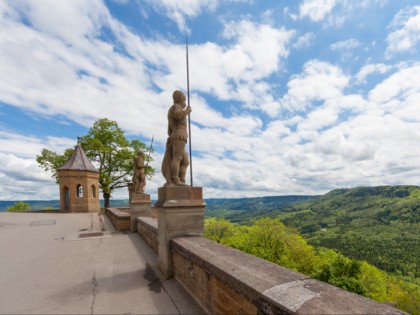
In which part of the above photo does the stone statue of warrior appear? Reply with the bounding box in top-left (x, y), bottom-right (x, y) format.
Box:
top-left (162, 90), bottom-right (191, 186)
top-left (133, 151), bottom-right (146, 193)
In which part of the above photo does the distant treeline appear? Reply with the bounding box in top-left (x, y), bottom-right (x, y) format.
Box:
top-left (0, 199), bottom-right (130, 211)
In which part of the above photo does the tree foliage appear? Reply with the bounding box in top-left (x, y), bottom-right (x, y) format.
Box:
top-left (36, 118), bottom-right (154, 208)
top-left (205, 186), bottom-right (420, 279)
top-left (36, 148), bottom-right (74, 183)
top-left (7, 201), bottom-right (31, 212)
top-left (204, 217), bottom-right (420, 314)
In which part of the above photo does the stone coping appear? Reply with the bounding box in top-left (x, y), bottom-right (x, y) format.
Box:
top-left (137, 216), bottom-right (158, 231)
top-left (155, 186), bottom-right (205, 208)
top-left (106, 207), bottom-right (130, 218)
top-left (171, 236), bottom-right (406, 315)
top-left (131, 193), bottom-right (151, 204)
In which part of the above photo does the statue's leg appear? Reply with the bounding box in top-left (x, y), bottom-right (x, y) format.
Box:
top-left (179, 150), bottom-right (190, 183)
top-left (139, 174), bottom-right (146, 193)
top-left (171, 140), bottom-right (187, 185)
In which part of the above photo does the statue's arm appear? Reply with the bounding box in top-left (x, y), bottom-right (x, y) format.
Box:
top-left (173, 105), bottom-right (191, 120)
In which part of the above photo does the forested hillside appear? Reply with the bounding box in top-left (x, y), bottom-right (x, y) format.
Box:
top-left (205, 186), bottom-right (420, 279)
top-left (205, 195), bottom-right (315, 223)
top-left (205, 217), bottom-right (420, 314)
top-left (280, 186), bottom-right (420, 279)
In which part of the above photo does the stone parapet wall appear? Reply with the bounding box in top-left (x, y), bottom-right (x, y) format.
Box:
top-left (151, 206), bottom-right (157, 219)
top-left (105, 207), bottom-right (130, 231)
top-left (137, 217), bottom-right (158, 253)
top-left (171, 236), bottom-right (405, 315)
top-left (117, 207), bottom-right (130, 214)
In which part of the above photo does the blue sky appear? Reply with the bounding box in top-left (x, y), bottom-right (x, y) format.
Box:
top-left (1, 0), bottom-right (420, 200)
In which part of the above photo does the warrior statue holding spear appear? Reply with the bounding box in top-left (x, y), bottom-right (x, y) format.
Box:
top-left (161, 90), bottom-right (191, 186)
top-left (162, 37), bottom-right (194, 187)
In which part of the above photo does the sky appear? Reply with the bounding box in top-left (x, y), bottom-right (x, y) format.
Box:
top-left (1, 0), bottom-right (420, 201)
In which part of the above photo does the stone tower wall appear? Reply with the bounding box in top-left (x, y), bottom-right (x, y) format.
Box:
top-left (58, 169), bottom-right (100, 213)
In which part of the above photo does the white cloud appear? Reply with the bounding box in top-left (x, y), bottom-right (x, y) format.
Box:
top-left (0, 131), bottom-right (75, 158)
top-left (279, 60), bottom-right (349, 112)
top-left (299, 0), bottom-right (337, 22)
top-left (368, 64), bottom-right (420, 107)
top-left (142, 0), bottom-right (249, 32)
top-left (355, 63), bottom-right (392, 84)
top-left (299, 0), bottom-right (389, 27)
top-left (330, 38), bottom-right (361, 50)
top-left (293, 32), bottom-right (315, 49)
top-left (147, 19), bottom-right (295, 115)
top-left (0, 152), bottom-right (58, 200)
top-left (386, 5), bottom-right (420, 57)
top-left (2, 0), bottom-right (420, 202)
top-left (221, 19), bottom-right (295, 79)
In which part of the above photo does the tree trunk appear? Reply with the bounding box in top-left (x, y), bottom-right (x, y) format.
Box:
top-left (103, 192), bottom-right (111, 209)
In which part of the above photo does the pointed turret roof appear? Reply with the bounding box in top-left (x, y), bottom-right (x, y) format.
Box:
top-left (57, 143), bottom-right (99, 172)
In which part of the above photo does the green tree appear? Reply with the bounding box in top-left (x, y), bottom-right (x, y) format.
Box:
top-left (204, 218), bottom-right (235, 243)
top-left (228, 218), bottom-right (317, 274)
top-left (360, 261), bottom-right (387, 301)
top-left (7, 201), bottom-right (31, 212)
top-left (36, 148), bottom-right (74, 183)
top-left (37, 118), bottom-right (154, 208)
top-left (313, 249), bottom-right (368, 296)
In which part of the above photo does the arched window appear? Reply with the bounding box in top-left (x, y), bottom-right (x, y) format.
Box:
top-left (91, 185), bottom-right (96, 198)
top-left (77, 184), bottom-right (83, 198)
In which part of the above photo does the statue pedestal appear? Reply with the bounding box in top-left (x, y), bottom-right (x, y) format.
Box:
top-left (155, 186), bottom-right (205, 279)
top-left (129, 192), bottom-right (151, 232)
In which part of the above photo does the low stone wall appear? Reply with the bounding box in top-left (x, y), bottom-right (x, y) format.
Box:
top-left (151, 206), bottom-right (157, 219)
top-left (105, 207), bottom-right (130, 231)
top-left (171, 236), bottom-right (405, 315)
top-left (137, 217), bottom-right (158, 253)
top-left (117, 207), bottom-right (130, 214)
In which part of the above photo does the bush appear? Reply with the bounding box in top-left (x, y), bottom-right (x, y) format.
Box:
top-left (6, 201), bottom-right (31, 212)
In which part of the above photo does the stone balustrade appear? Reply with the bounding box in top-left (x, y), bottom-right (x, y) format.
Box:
top-left (137, 217), bottom-right (158, 253)
top-left (111, 183), bottom-right (406, 315)
top-left (171, 236), bottom-right (406, 315)
top-left (105, 207), bottom-right (130, 231)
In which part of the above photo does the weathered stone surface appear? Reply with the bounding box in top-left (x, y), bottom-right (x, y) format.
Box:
top-left (132, 151), bottom-right (146, 193)
top-left (171, 236), bottom-right (407, 315)
top-left (173, 250), bottom-right (258, 315)
top-left (155, 186), bottom-right (205, 279)
top-left (161, 90), bottom-right (192, 187)
top-left (105, 207), bottom-right (130, 231)
top-left (295, 279), bottom-right (406, 315)
top-left (137, 217), bottom-right (158, 253)
top-left (172, 236), bottom-right (305, 303)
top-left (0, 212), bottom-right (202, 315)
top-left (129, 193), bottom-right (151, 232)
top-left (131, 192), bottom-right (151, 203)
top-left (263, 280), bottom-right (320, 313)
top-left (155, 186), bottom-right (204, 207)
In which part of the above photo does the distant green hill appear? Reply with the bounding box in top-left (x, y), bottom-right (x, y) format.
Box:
top-left (205, 186), bottom-right (420, 279)
top-left (205, 195), bottom-right (316, 223)
top-left (281, 186), bottom-right (420, 278)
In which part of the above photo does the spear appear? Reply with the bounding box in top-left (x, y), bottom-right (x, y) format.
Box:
top-left (186, 37), bottom-right (193, 186)
top-left (145, 135), bottom-right (154, 168)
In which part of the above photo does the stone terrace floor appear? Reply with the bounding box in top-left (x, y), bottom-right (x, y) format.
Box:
top-left (0, 212), bottom-right (203, 314)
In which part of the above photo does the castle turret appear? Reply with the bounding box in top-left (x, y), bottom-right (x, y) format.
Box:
top-left (57, 142), bottom-right (100, 212)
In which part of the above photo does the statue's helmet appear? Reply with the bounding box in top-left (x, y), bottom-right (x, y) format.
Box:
top-left (173, 90), bottom-right (186, 103)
